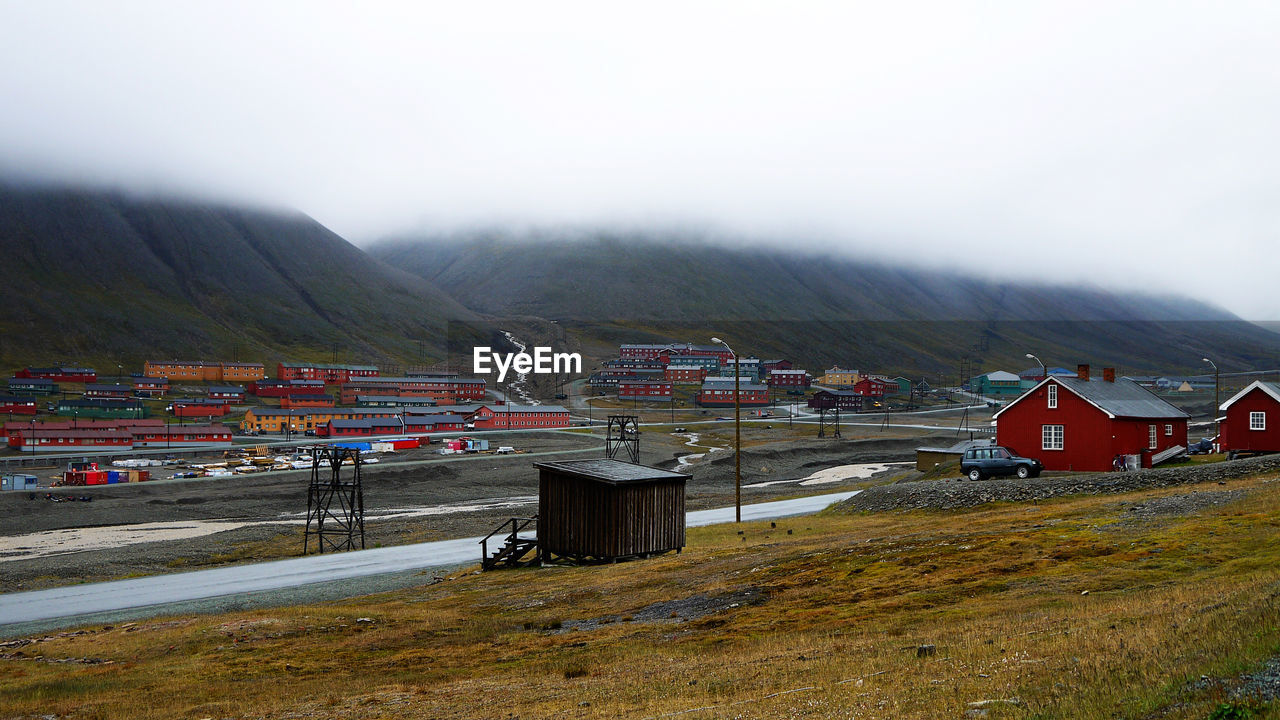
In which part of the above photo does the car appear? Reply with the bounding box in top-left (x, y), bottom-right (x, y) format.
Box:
top-left (960, 445), bottom-right (1042, 481)
top-left (495, 446), bottom-right (516, 454)
top-left (554, 393), bottom-right (567, 400)
top-left (672, 427), bottom-right (687, 433)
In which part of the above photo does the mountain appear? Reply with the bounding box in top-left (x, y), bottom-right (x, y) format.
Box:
top-left (370, 232), bottom-right (1280, 377)
top-left (0, 184), bottom-right (476, 370)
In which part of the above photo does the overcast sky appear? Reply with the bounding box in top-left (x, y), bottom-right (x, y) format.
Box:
top-left (2, 2), bottom-right (1278, 319)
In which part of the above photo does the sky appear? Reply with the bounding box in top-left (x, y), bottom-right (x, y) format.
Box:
top-left (2, 2), bottom-right (1278, 319)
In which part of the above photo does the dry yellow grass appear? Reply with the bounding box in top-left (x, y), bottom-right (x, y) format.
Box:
top-left (3, 474), bottom-right (1280, 719)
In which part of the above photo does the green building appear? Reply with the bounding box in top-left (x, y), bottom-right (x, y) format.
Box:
top-left (56, 398), bottom-right (148, 419)
top-left (967, 371), bottom-right (1024, 398)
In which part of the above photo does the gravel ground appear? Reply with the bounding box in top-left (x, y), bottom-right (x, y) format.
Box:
top-left (0, 429), bottom-right (931, 594)
top-left (838, 454), bottom-right (1280, 513)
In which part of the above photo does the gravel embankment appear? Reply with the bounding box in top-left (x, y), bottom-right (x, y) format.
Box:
top-left (838, 454), bottom-right (1280, 513)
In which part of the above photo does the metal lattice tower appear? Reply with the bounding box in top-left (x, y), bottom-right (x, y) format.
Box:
top-left (605, 415), bottom-right (640, 464)
top-left (818, 407), bottom-right (841, 438)
top-left (303, 446), bottom-right (365, 554)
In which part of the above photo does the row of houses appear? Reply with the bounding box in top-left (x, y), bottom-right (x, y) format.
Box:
top-left (14, 366), bottom-right (97, 383)
top-left (5, 419), bottom-right (232, 451)
top-left (239, 403), bottom-right (571, 435)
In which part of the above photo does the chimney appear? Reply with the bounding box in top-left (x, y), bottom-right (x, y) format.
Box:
top-left (1103, 367), bottom-right (1116, 383)
top-left (1077, 364), bottom-right (1091, 382)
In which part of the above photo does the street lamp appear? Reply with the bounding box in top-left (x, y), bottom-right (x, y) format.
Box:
top-left (1203, 357), bottom-right (1220, 447)
top-left (711, 336), bottom-right (741, 523)
top-left (1025, 353), bottom-right (1046, 382)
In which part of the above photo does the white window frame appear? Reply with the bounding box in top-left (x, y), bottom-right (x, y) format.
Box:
top-left (1250, 411), bottom-right (1266, 431)
top-left (1047, 384), bottom-right (1058, 409)
top-left (1165, 424), bottom-right (1173, 436)
top-left (1149, 424), bottom-right (1158, 449)
top-left (1042, 424), bottom-right (1064, 450)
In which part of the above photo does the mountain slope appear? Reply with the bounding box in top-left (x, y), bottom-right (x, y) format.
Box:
top-left (371, 232), bottom-right (1280, 376)
top-left (0, 185), bottom-right (476, 369)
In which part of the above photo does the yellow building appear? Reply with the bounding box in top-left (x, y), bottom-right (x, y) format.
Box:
top-left (820, 366), bottom-right (860, 388)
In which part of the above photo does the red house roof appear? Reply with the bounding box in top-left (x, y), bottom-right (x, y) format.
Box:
top-left (994, 376), bottom-right (1187, 421)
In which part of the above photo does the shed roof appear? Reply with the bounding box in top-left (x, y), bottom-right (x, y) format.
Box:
top-left (983, 371), bottom-right (1021, 382)
top-left (535, 459), bottom-right (689, 484)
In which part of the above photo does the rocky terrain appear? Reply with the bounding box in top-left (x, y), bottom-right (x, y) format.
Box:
top-left (839, 454), bottom-right (1280, 513)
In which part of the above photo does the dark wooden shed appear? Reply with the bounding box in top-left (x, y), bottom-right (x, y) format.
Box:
top-left (535, 459), bottom-right (688, 563)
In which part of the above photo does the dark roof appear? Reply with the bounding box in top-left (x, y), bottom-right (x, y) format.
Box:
top-left (285, 394), bottom-right (334, 401)
top-left (0, 395), bottom-right (37, 403)
top-left (86, 383), bottom-right (130, 392)
top-left (406, 414), bottom-right (466, 425)
top-left (207, 386), bottom-right (245, 394)
top-left (330, 418), bottom-right (402, 429)
top-left (1051, 377), bottom-right (1188, 419)
top-left (59, 398), bottom-right (143, 408)
top-left (535, 459), bottom-right (689, 484)
top-left (813, 389), bottom-right (860, 397)
top-left (9, 377), bottom-right (54, 385)
top-left (405, 405), bottom-right (481, 415)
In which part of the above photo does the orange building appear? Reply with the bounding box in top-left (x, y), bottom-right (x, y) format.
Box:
top-left (144, 361), bottom-right (266, 383)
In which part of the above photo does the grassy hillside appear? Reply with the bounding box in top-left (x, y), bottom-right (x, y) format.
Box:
top-left (372, 233), bottom-right (1280, 376)
top-left (0, 184), bottom-right (477, 369)
top-left (4, 469), bottom-right (1279, 718)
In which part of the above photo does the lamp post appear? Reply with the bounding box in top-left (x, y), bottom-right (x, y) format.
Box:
top-left (1025, 353), bottom-right (1046, 382)
top-left (711, 336), bottom-right (741, 523)
top-left (1202, 357), bottom-right (1220, 447)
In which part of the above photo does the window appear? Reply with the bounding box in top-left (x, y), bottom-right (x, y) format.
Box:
top-left (1251, 411), bottom-right (1266, 431)
top-left (1042, 424), bottom-right (1064, 450)
top-left (1165, 424), bottom-right (1173, 436)
top-left (1047, 384), bottom-right (1058, 409)
top-left (1149, 424), bottom-right (1158, 449)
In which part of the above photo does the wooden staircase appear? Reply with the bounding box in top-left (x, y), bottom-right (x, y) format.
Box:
top-left (480, 516), bottom-right (539, 570)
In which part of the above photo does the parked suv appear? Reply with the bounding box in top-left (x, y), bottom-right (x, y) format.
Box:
top-left (961, 446), bottom-right (1043, 481)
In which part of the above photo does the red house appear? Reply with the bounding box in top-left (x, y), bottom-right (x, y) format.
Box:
top-left (249, 379), bottom-right (327, 397)
top-left (133, 378), bottom-right (170, 397)
top-left (1218, 381), bottom-right (1280, 456)
top-left (320, 418), bottom-right (404, 437)
top-left (0, 395), bottom-right (38, 415)
top-left (403, 414), bottom-right (466, 434)
top-left (853, 377), bottom-right (893, 398)
top-left (993, 365), bottom-right (1189, 472)
top-left (11, 429), bottom-right (134, 451)
top-left (15, 366), bottom-right (97, 383)
top-left (695, 382), bottom-right (770, 408)
top-left (280, 394), bottom-right (336, 408)
top-left (130, 424), bottom-right (233, 448)
top-left (277, 362), bottom-right (380, 384)
top-left (767, 369), bottom-right (811, 388)
top-left (618, 379), bottom-right (673, 401)
top-left (172, 400), bottom-right (230, 418)
top-left (207, 386), bottom-right (246, 403)
top-left (665, 365), bottom-right (707, 384)
top-left (472, 405), bottom-right (571, 430)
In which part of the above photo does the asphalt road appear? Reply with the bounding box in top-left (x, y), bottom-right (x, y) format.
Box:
top-left (0, 490), bottom-right (858, 630)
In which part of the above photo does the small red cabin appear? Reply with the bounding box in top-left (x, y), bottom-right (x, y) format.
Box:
top-left (1219, 381), bottom-right (1280, 455)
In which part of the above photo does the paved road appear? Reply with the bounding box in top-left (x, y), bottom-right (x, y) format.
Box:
top-left (0, 491), bottom-right (858, 628)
